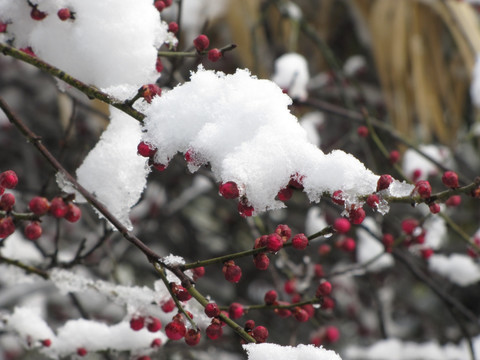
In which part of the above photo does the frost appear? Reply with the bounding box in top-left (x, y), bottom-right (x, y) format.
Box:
top-left (143, 67), bottom-right (379, 215)
top-left (356, 218), bottom-right (394, 272)
top-left (64, 107), bottom-right (150, 230)
top-left (0, 0), bottom-right (173, 91)
top-left (428, 254), bottom-right (480, 286)
top-left (243, 343), bottom-right (342, 360)
top-left (272, 53), bottom-right (310, 100)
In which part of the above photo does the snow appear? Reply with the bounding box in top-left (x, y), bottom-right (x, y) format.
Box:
top-left (305, 207), bottom-right (328, 237)
top-left (272, 53), bottom-right (310, 100)
top-left (402, 145), bottom-right (452, 181)
top-left (243, 343), bottom-right (342, 360)
top-left (0, 0), bottom-right (174, 91)
top-left (428, 253), bottom-right (480, 286)
top-left (343, 55), bottom-right (366, 77)
top-left (300, 111), bottom-right (324, 147)
top-left (356, 218), bottom-right (394, 272)
top-left (423, 215), bottom-right (446, 250)
top-left (63, 107), bottom-right (150, 230)
top-left (143, 67), bottom-right (379, 215)
top-left (5, 307), bottom-right (55, 344)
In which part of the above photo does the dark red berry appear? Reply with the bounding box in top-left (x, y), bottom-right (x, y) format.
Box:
top-left (205, 303), bottom-right (220, 318)
top-left (442, 171), bottom-right (459, 188)
top-left (324, 326), bottom-right (340, 343)
top-left (185, 329), bottom-right (201, 346)
top-left (253, 253), bottom-right (269, 270)
top-left (206, 323), bottom-right (223, 340)
top-left (0, 170), bottom-right (18, 189)
top-left (29, 197), bottom-right (50, 215)
top-left (292, 233), bottom-right (309, 250)
top-left (314, 264), bottom-right (324, 277)
top-left (275, 224), bottom-right (292, 241)
top-left (41, 339), bottom-right (51, 347)
top-left (77, 348), bottom-right (87, 356)
top-left (421, 248), bottom-right (434, 259)
top-left (228, 302), bottom-right (244, 319)
top-left (171, 283), bottom-right (191, 301)
top-left (207, 48), bottom-right (222, 62)
top-left (277, 187), bottom-right (293, 201)
top-left (357, 126), bottom-right (368, 137)
top-left (284, 279), bottom-right (296, 294)
top-left (49, 197), bottom-right (68, 218)
top-left (293, 307), bottom-right (309, 322)
top-left (219, 181), bottom-right (239, 199)
top-left (151, 338), bottom-right (162, 348)
top-left (348, 207), bottom-right (365, 225)
top-left (65, 203), bottom-right (81, 222)
top-left (57, 8), bottom-right (71, 21)
top-left (366, 194), bottom-right (380, 208)
top-left (340, 237), bottom-right (356, 252)
top-left (445, 195), bottom-right (461, 207)
top-left (193, 34), bottom-right (210, 51)
top-left (316, 280), bottom-right (332, 297)
top-left (25, 221), bottom-right (42, 240)
top-left (377, 174), bottom-right (393, 192)
top-left (266, 233), bottom-right (283, 252)
top-left (192, 266), bottom-right (205, 279)
top-left (0, 193), bottom-right (15, 211)
top-left (332, 190), bottom-right (345, 205)
top-left (147, 317), bottom-right (162, 332)
top-left (252, 326), bottom-right (268, 343)
top-left (382, 233), bottom-right (394, 249)
top-left (223, 260), bottom-right (242, 283)
top-left (165, 321), bottom-right (186, 340)
top-left (238, 201), bottom-right (254, 217)
top-left (161, 298), bottom-right (175, 313)
top-left (168, 21), bottom-right (179, 34)
top-left (141, 84), bottom-right (162, 103)
top-left (130, 316), bottom-right (145, 331)
top-left (0, 217), bottom-right (15, 238)
top-left (414, 180), bottom-right (432, 199)
top-left (31, 7), bottom-right (47, 21)
top-left (389, 150), bottom-right (400, 164)
top-left (155, 57), bottom-right (163, 73)
top-left (401, 218), bottom-right (419, 235)
top-left (264, 290), bottom-right (278, 305)
top-left (429, 203), bottom-right (440, 214)
top-left (154, 0), bottom-right (166, 12)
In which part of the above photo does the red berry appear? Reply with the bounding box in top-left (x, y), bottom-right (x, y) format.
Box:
top-left (206, 322), bottom-right (223, 340)
top-left (324, 326), bottom-right (340, 343)
top-left (0, 193), bottom-right (15, 211)
top-left (277, 186), bottom-right (293, 201)
top-left (29, 196), bottom-right (50, 215)
top-left (401, 218), bottom-right (419, 235)
top-left (382, 233), bottom-right (395, 249)
top-left (171, 283), bottom-right (191, 301)
top-left (192, 266), bottom-right (205, 279)
top-left (147, 316), bottom-right (162, 332)
top-left (348, 207), bottom-right (366, 225)
top-left (340, 237), bottom-right (356, 252)
top-left (302, 304), bottom-right (315, 318)
top-left (130, 316), bottom-right (145, 331)
top-left (0, 187), bottom-right (4, 196)
top-left (0, 22), bottom-right (7, 33)
top-left (238, 201), bottom-right (254, 217)
top-left (20, 47), bottom-right (36, 57)
top-left (163, 0), bottom-right (173, 6)
top-left (223, 260), bottom-right (242, 283)
top-left (274, 301), bottom-right (292, 318)
top-left (207, 48), bottom-right (222, 62)
top-left (333, 218), bottom-right (351, 234)
top-left (414, 180), bottom-right (432, 199)
top-left (0, 217), bottom-right (15, 238)
top-left (228, 302), bottom-right (244, 319)
top-left (155, 57), bottom-right (163, 73)
top-left (412, 169), bottom-right (422, 182)
top-left (288, 174), bottom-right (304, 189)
top-left (275, 224), bottom-right (292, 241)
top-left (168, 21), bottom-right (179, 34)
top-left (49, 197), bottom-right (68, 218)
top-left (429, 203), bottom-right (441, 214)
top-left (219, 181), bottom-right (239, 199)
top-left (366, 194), bottom-right (380, 208)
top-left (205, 303), bottom-right (220, 318)
top-left (252, 326), bottom-right (269, 343)
top-left (151, 338), bottom-right (162, 348)
top-left (161, 298), bottom-right (175, 312)
top-left (57, 8), bottom-right (71, 21)
top-left (445, 195), bottom-right (461, 207)
top-left (292, 233), bottom-right (309, 250)
top-left (314, 264), bottom-right (324, 277)
top-left (318, 244), bottom-right (331, 256)
top-left (193, 34), bottom-right (210, 52)
top-left (31, 7), bottom-right (47, 21)
top-left (141, 84), bottom-right (162, 103)
top-left (24, 221), bottom-right (42, 240)
top-left (154, 0), bottom-right (166, 12)
top-left (332, 190), bottom-right (345, 205)
top-left (284, 278), bottom-right (296, 294)
top-left (421, 248), bottom-right (434, 259)
top-left (0, 170), bottom-right (18, 189)
top-left (185, 329), bottom-right (201, 346)
top-left (264, 290), bottom-right (278, 305)
top-left (316, 280), bottom-right (332, 297)
top-left (377, 174), bottom-right (393, 192)
top-left (77, 348), bottom-right (87, 356)
top-left (153, 162), bottom-right (167, 171)
top-left (266, 233), bottom-right (283, 252)
top-left (293, 307), bottom-right (309, 322)
top-left (321, 296), bottom-right (335, 310)
top-left (244, 319), bottom-right (255, 331)
top-left (442, 171), bottom-right (459, 188)
top-left (41, 339), bottom-right (51, 347)
top-left (389, 150), bottom-right (400, 164)
top-left (165, 321), bottom-right (186, 340)
top-left (253, 253), bottom-right (269, 270)
top-left (357, 126), bottom-right (368, 137)
top-left (254, 235), bottom-right (269, 248)
top-left (65, 203), bottom-right (81, 222)
top-left (137, 356), bottom-right (151, 360)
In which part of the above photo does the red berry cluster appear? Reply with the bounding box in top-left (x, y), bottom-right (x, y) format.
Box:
top-left (154, 0), bottom-right (173, 13)
top-left (129, 315), bottom-right (162, 333)
top-left (137, 141), bottom-right (168, 171)
top-left (192, 34), bottom-right (223, 63)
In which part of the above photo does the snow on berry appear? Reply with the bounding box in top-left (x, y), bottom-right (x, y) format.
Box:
top-left (366, 194), bottom-right (380, 208)
top-left (142, 68), bottom-right (380, 215)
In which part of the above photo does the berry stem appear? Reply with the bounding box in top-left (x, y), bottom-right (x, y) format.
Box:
top-left (157, 43), bottom-right (237, 58)
top-left (0, 255), bottom-right (48, 279)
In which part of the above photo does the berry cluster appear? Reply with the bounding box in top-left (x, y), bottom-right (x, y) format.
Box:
top-left (192, 34), bottom-right (223, 62)
top-left (137, 141), bottom-right (168, 172)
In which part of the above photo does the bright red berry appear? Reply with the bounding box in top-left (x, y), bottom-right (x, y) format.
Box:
top-left (348, 207), bottom-right (366, 225)
top-left (207, 48), bottom-right (222, 62)
top-left (77, 348), bottom-right (87, 356)
top-left (253, 253), bottom-right (269, 270)
top-left (192, 266), bottom-right (205, 279)
top-left (141, 84), bottom-right (162, 103)
top-left (445, 195), bottom-right (461, 207)
top-left (401, 218), bottom-right (419, 235)
top-left (333, 218), bottom-right (351, 233)
top-left (0, 170), bottom-right (18, 189)
top-left (193, 34), bottom-right (210, 52)
top-left (147, 317), bottom-right (162, 332)
top-left (0, 193), bottom-right (15, 211)
top-left (293, 307), bottom-right (309, 322)
top-left (377, 174), bottom-right (393, 192)
top-left (442, 171), bottom-right (459, 189)
top-left (57, 8), bottom-right (71, 21)
top-left (41, 339), bottom-right (51, 347)
top-left (340, 237), bottom-right (356, 252)
top-left (0, 217), bottom-right (15, 238)
top-left (155, 57), bottom-right (163, 73)
top-left (357, 126), bottom-right (368, 137)
top-left (184, 329), bottom-right (201, 346)
top-left (130, 316), bottom-right (145, 331)
top-left (137, 356), bottom-right (151, 360)
top-left (20, 47), bottom-right (36, 57)
top-left (223, 260), bottom-right (242, 283)
top-left (49, 197), bottom-right (68, 218)
top-left (302, 304), bottom-right (315, 318)
top-left (153, 162), bottom-right (167, 171)
top-left (316, 280), bottom-right (332, 297)
top-left (168, 21), bottom-right (179, 34)
top-left (389, 150), bottom-right (400, 164)
top-left (161, 298), bottom-right (175, 313)
top-left (238, 201), bottom-right (254, 217)
top-left (29, 197), bottom-right (50, 215)
top-left (332, 190), bottom-right (345, 205)
top-left (65, 203), bottom-right (81, 222)
top-left (0, 22), bottom-right (7, 33)
top-left (415, 180), bottom-right (432, 199)
top-left (205, 303), bottom-right (220, 318)
top-left (421, 248), bottom-right (434, 259)
top-left (206, 322), bottom-right (223, 340)
top-left (292, 233), bottom-right (309, 250)
top-left (154, 0), bottom-right (166, 12)
top-left (277, 186), bottom-right (293, 201)
top-left (24, 221), bottom-right (42, 240)
top-left (366, 194), bottom-right (380, 208)
top-left (228, 302), bottom-right (244, 319)
top-left (219, 181), bottom-right (239, 199)
top-left (275, 224), bottom-right (292, 241)
top-left (382, 233), bottom-right (395, 249)
top-left (266, 233), bottom-right (283, 252)
top-left (324, 326), bottom-right (340, 343)
top-left (429, 203), bottom-right (440, 214)
top-left (252, 326), bottom-right (269, 343)
top-left (31, 7), bottom-right (47, 21)
top-left (165, 321), bottom-right (186, 340)
top-left (264, 290), bottom-right (278, 305)
top-left (151, 338), bottom-right (162, 348)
